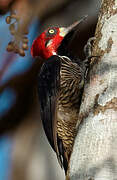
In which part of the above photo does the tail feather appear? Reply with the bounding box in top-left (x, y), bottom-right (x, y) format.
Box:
top-left (57, 136), bottom-right (69, 174)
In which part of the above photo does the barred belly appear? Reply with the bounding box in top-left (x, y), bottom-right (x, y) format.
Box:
top-left (57, 56), bottom-right (84, 158)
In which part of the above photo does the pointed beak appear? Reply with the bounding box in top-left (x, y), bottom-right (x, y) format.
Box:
top-left (59, 15), bottom-right (88, 37)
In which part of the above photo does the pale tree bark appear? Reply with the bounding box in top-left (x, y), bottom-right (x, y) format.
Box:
top-left (69, 0), bottom-right (117, 179)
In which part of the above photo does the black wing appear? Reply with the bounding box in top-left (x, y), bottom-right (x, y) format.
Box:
top-left (37, 55), bottom-right (61, 155)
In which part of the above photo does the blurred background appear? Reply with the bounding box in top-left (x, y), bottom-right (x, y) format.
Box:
top-left (0, 0), bottom-right (101, 179)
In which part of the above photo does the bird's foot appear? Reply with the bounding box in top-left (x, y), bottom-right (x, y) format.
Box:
top-left (84, 37), bottom-right (96, 59)
top-left (83, 37), bottom-right (100, 68)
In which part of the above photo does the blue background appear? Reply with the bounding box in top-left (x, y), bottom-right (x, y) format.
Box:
top-left (0, 13), bottom-right (39, 180)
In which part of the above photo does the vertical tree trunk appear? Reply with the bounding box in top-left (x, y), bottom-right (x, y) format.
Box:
top-left (69, 0), bottom-right (117, 179)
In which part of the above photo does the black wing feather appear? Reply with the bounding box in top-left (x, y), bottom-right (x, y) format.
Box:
top-left (38, 55), bottom-right (61, 152)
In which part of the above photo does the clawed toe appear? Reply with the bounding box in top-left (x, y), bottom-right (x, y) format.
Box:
top-left (84, 37), bottom-right (96, 58)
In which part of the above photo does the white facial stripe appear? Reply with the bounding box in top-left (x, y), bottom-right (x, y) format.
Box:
top-left (52, 52), bottom-right (57, 55)
top-left (46, 39), bottom-right (52, 47)
top-left (59, 27), bottom-right (68, 37)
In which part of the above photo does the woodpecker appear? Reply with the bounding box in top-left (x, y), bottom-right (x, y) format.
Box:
top-left (31, 17), bottom-right (93, 174)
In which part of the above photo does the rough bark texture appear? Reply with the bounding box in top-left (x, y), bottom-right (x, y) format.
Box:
top-left (69, 0), bottom-right (117, 179)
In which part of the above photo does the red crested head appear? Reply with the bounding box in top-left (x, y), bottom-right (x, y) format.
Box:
top-left (31, 16), bottom-right (87, 59)
top-left (31, 27), bottom-right (64, 59)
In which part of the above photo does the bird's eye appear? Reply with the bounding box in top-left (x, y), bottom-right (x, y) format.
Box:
top-left (46, 28), bottom-right (57, 37)
top-left (48, 29), bottom-right (55, 34)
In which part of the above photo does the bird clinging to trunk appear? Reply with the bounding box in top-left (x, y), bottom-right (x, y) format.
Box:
top-left (31, 16), bottom-right (93, 175)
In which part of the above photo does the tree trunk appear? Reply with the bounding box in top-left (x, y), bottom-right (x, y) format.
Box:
top-left (69, 0), bottom-right (117, 179)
